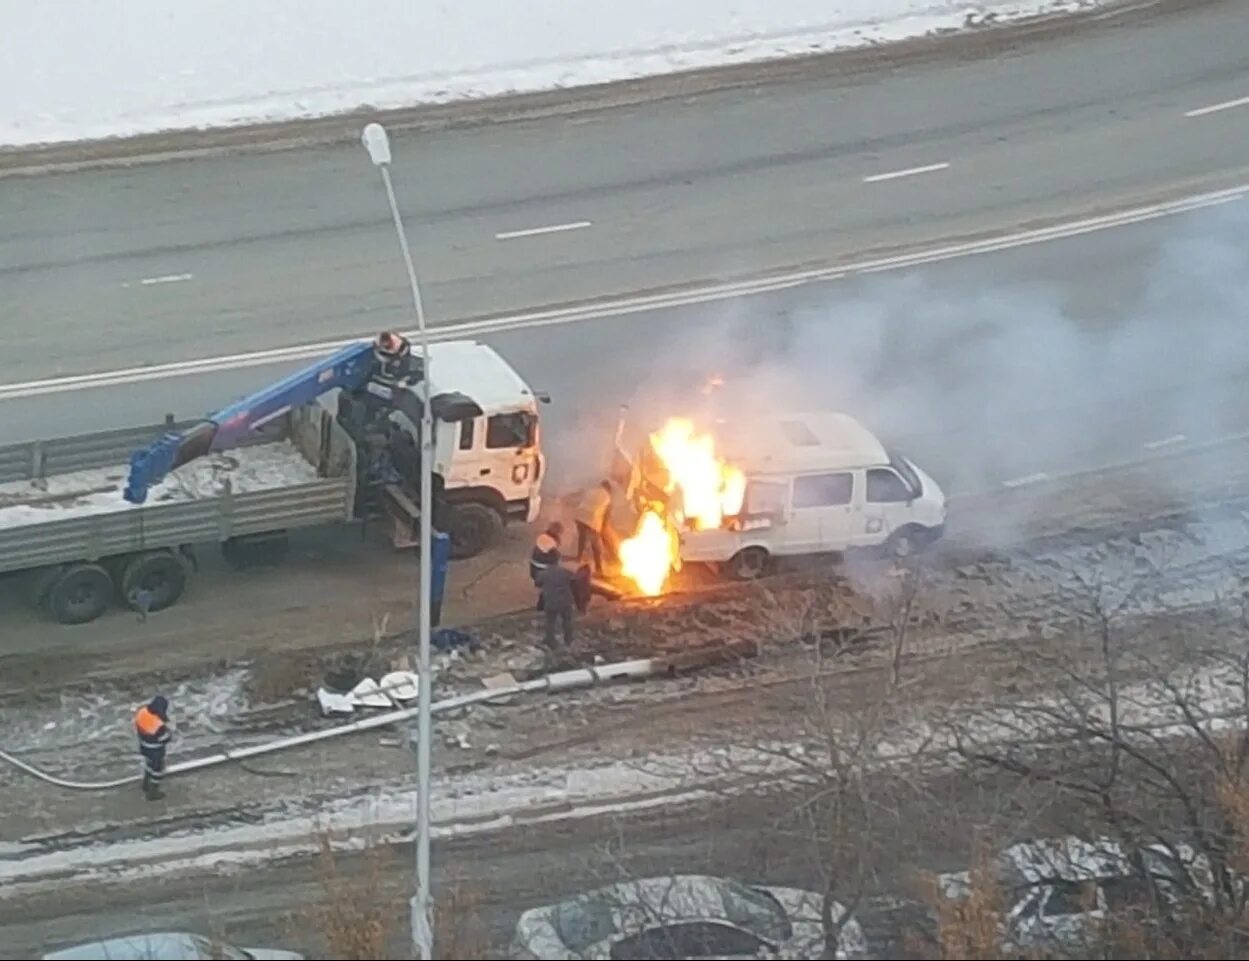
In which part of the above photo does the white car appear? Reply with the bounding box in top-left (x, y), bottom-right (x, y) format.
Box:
top-left (937, 836), bottom-right (1208, 952)
top-left (510, 874), bottom-right (868, 959)
top-left (42, 931), bottom-right (303, 960)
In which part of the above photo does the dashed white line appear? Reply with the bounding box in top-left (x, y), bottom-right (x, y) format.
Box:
top-left (1, 182), bottom-right (1245, 401)
top-left (1002, 472), bottom-right (1050, 489)
top-left (137, 273), bottom-right (193, 286)
top-left (1144, 434), bottom-right (1187, 450)
top-left (1185, 96), bottom-right (1249, 119)
top-left (495, 221), bottom-right (592, 241)
top-left (862, 162), bottom-right (950, 184)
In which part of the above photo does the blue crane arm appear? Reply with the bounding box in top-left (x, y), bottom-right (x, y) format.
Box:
top-left (123, 340), bottom-right (379, 505)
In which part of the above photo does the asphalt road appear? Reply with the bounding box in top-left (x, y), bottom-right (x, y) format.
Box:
top-left (1, 1), bottom-right (1248, 388)
top-left (3, 192), bottom-right (1248, 668)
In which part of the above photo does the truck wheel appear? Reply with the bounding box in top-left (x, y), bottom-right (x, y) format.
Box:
top-left (445, 502), bottom-right (503, 559)
top-left (25, 566), bottom-right (65, 611)
top-left (121, 551), bottom-right (188, 612)
top-left (727, 547), bottom-right (770, 581)
top-left (46, 564), bottom-right (113, 625)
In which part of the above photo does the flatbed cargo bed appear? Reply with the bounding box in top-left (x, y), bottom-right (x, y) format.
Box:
top-left (0, 440), bottom-right (320, 530)
top-left (0, 407), bottom-right (357, 580)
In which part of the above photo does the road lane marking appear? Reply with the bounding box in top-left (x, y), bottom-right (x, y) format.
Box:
top-left (862, 162), bottom-right (950, 184)
top-left (137, 273), bottom-right (193, 286)
top-left (1, 182), bottom-right (1245, 401)
top-left (1186, 96), bottom-right (1249, 119)
top-left (1002, 472), bottom-right (1050, 489)
top-left (495, 221), bottom-right (592, 240)
top-left (1144, 434), bottom-right (1187, 450)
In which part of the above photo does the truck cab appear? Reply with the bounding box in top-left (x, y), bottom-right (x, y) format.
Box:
top-left (424, 340), bottom-right (545, 556)
top-left (675, 412), bottom-right (945, 578)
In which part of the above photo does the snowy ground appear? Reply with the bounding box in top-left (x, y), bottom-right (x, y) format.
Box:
top-left (0, 441), bottom-right (318, 529)
top-left (0, 1), bottom-right (1112, 148)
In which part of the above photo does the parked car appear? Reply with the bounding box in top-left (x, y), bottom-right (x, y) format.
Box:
top-left (936, 836), bottom-right (1209, 952)
top-left (510, 874), bottom-right (868, 959)
top-left (42, 931), bottom-right (303, 960)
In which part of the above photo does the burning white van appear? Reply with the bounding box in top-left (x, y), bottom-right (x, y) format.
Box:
top-left (672, 412), bottom-right (946, 579)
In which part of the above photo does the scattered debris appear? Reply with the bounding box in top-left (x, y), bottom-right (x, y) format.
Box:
top-left (379, 671), bottom-right (420, 702)
top-left (316, 689), bottom-right (355, 717)
top-left (348, 678), bottom-right (392, 710)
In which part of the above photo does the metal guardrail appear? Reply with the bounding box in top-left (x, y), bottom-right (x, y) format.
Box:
top-left (0, 481), bottom-right (353, 574)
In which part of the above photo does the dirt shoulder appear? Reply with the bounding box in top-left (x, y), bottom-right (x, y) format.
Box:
top-left (2, 447), bottom-right (1247, 881)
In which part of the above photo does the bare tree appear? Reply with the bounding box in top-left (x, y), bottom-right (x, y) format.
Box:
top-left (936, 561), bottom-right (1249, 957)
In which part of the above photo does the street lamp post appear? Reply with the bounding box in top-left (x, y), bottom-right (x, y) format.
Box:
top-left (362, 121), bottom-right (435, 961)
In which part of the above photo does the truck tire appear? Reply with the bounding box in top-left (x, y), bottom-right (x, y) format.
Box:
top-left (445, 502), bottom-right (504, 559)
top-left (46, 564), bottom-right (113, 625)
top-left (121, 551), bottom-right (189, 612)
top-left (727, 546), bottom-right (770, 581)
top-left (25, 566), bottom-right (65, 611)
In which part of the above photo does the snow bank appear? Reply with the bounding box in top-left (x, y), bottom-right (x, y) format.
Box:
top-left (0, 1), bottom-right (1108, 148)
top-left (0, 441), bottom-right (318, 529)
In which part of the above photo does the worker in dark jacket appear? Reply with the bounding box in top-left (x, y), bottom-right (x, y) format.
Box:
top-left (529, 521), bottom-right (564, 585)
top-left (134, 695), bottom-right (172, 800)
top-left (537, 563), bottom-right (576, 648)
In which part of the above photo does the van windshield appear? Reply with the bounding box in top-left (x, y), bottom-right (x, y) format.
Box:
top-left (889, 452), bottom-right (923, 498)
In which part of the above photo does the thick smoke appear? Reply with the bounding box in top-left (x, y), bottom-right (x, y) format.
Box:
top-left (536, 198), bottom-right (1249, 549)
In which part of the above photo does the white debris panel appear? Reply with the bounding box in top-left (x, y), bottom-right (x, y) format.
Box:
top-left (0, 442), bottom-right (319, 530)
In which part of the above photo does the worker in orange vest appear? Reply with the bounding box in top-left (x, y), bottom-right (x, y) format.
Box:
top-left (134, 696), bottom-right (172, 800)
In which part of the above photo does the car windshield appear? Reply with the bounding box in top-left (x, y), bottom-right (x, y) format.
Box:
top-left (714, 880), bottom-right (791, 944)
top-left (553, 896), bottom-right (618, 952)
top-left (888, 451), bottom-right (922, 497)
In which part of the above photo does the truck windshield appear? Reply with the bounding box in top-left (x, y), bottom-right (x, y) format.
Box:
top-left (486, 411), bottom-right (537, 449)
top-left (888, 452), bottom-right (923, 498)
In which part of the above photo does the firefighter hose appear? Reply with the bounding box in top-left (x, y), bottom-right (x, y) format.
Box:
top-left (0, 659), bottom-right (658, 791)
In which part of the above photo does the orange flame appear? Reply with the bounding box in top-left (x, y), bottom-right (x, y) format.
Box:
top-left (619, 510), bottom-right (678, 597)
top-left (619, 417), bottom-right (744, 596)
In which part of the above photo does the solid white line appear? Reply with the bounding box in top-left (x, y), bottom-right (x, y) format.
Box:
top-left (495, 221), bottom-right (592, 240)
top-left (137, 273), bottom-right (193, 286)
top-left (862, 162), bottom-right (950, 184)
top-left (1144, 434), bottom-right (1187, 450)
top-left (1, 182), bottom-right (1246, 401)
top-left (1185, 96), bottom-right (1249, 119)
top-left (1002, 472), bottom-right (1050, 489)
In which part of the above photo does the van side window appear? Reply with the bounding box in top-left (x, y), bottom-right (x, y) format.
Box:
top-left (486, 412), bottom-right (535, 449)
top-left (792, 472), bottom-right (853, 508)
top-left (867, 468), bottom-right (911, 503)
top-left (458, 418), bottom-right (475, 451)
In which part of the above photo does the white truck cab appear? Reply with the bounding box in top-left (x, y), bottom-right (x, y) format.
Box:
top-left (393, 340), bottom-right (545, 558)
top-left (677, 412), bottom-right (945, 578)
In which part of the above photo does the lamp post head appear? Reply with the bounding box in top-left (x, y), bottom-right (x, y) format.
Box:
top-left (362, 122), bottom-right (392, 167)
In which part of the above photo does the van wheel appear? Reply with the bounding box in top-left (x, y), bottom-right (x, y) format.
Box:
top-left (446, 502), bottom-right (504, 559)
top-left (121, 551), bottom-right (188, 612)
top-left (727, 547), bottom-right (769, 581)
top-left (47, 564), bottom-right (113, 625)
top-left (887, 527), bottom-right (923, 559)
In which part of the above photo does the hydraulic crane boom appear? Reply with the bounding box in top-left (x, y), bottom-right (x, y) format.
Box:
top-left (124, 333), bottom-right (414, 504)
